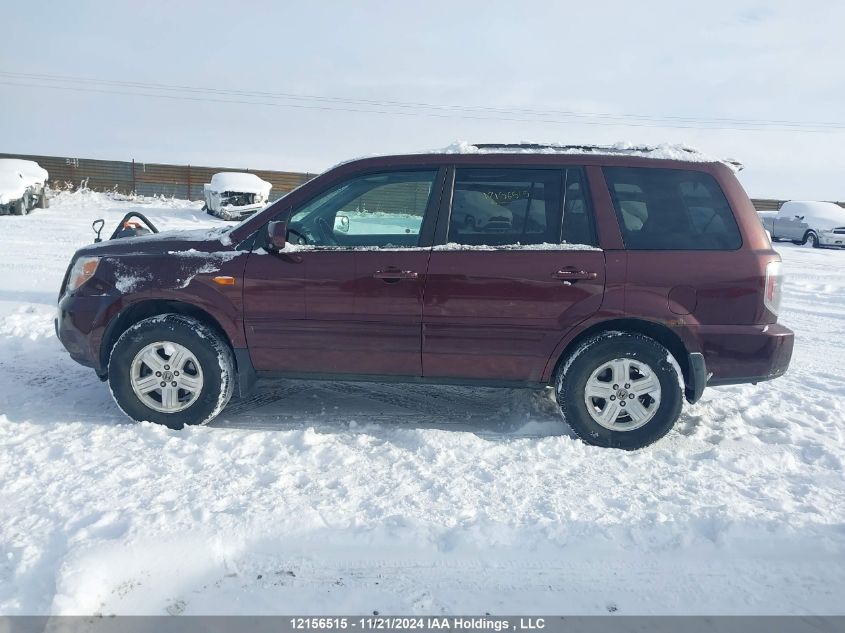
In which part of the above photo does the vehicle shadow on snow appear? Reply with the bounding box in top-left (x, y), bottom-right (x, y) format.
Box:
top-left (211, 379), bottom-right (576, 439)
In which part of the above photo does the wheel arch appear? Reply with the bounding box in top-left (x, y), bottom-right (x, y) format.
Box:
top-left (100, 299), bottom-right (235, 372)
top-left (547, 317), bottom-right (693, 393)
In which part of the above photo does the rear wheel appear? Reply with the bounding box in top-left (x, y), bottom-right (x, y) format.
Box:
top-left (108, 314), bottom-right (235, 428)
top-left (555, 332), bottom-right (683, 449)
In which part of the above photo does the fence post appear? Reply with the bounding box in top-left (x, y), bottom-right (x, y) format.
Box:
top-left (187, 164), bottom-right (191, 201)
top-left (131, 159), bottom-right (136, 195)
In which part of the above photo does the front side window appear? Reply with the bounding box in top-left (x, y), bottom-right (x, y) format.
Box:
top-left (603, 167), bottom-right (742, 250)
top-left (288, 170), bottom-right (437, 248)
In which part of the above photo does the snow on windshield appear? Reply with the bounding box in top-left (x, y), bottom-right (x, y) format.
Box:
top-left (0, 168), bottom-right (26, 204)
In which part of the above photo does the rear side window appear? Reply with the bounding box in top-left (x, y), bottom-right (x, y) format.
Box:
top-left (447, 167), bottom-right (596, 246)
top-left (603, 167), bottom-right (742, 250)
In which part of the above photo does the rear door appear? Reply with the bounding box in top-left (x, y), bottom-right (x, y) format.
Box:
top-left (422, 167), bottom-right (606, 383)
top-left (243, 168), bottom-right (444, 376)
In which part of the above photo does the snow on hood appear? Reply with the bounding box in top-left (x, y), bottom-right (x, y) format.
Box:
top-left (0, 168), bottom-right (27, 204)
top-left (780, 200), bottom-right (845, 228)
top-left (207, 172), bottom-right (271, 195)
top-left (0, 159), bottom-right (48, 185)
top-left (78, 226), bottom-right (232, 258)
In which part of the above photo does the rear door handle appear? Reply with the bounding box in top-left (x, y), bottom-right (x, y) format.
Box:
top-left (373, 269), bottom-right (419, 281)
top-left (551, 269), bottom-right (598, 281)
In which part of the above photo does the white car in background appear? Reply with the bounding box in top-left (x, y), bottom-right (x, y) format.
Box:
top-left (760, 200), bottom-right (845, 248)
top-left (0, 159), bottom-right (49, 215)
top-left (202, 172), bottom-right (272, 221)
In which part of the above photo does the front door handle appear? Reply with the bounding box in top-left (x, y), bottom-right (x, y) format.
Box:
top-left (373, 269), bottom-right (419, 282)
top-left (551, 269), bottom-right (598, 281)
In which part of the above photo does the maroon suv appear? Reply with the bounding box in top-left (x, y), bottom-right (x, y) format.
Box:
top-left (56, 144), bottom-right (794, 449)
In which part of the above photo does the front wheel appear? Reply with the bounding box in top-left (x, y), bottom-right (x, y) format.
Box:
top-left (805, 231), bottom-right (820, 248)
top-left (108, 314), bottom-right (235, 428)
top-left (555, 332), bottom-right (683, 449)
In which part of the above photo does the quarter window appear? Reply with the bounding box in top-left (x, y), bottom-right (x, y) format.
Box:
top-left (603, 167), bottom-right (742, 250)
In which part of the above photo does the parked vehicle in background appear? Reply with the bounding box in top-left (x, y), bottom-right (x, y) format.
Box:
top-left (760, 200), bottom-right (845, 248)
top-left (0, 159), bottom-right (49, 215)
top-left (56, 143), bottom-right (794, 449)
top-left (203, 172), bottom-right (271, 221)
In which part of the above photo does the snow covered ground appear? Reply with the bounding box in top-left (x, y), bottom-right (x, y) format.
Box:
top-left (0, 191), bottom-right (843, 615)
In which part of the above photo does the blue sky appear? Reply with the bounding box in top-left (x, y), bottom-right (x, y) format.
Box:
top-left (1, 0), bottom-right (843, 199)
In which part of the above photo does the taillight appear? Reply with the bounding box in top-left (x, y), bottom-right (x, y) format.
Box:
top-left (764, 260), bottom-right (783, 316)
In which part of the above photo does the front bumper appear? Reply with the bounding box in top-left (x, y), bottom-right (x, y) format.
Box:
top-left (818, 233), bottom-right (845, 248)
top-left (696, 322), bottom-right (794, 387)
top-left (215, 204), bottom-right (264, 221)
top-left (56, 292), bottom-right (116, 373)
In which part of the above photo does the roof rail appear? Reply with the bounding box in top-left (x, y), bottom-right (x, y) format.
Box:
top-left (469, 143), bottom-right (743, 171)
top-left (472, 143), bottom-right (677, 153)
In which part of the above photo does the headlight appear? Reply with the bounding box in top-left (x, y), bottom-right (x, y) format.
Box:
top-left (67, 256), bottom-right (100, 292)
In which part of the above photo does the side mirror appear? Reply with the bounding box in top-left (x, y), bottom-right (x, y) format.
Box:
top-left (267, 220), bottom-right (288, 251)
top-left (795, 215), bottom-right (805, 221)
top-left (334, 214), bottom-right (350, 233)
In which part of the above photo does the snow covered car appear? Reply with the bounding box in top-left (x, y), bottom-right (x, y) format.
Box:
top-left (57, 144), bottom-right (794, 449)
top-left (759, 200), bottom-right (845, 248)
top-left (0, 159), bottom-right (49, 215)
top-left (202, 172), bottom-right (271, 221)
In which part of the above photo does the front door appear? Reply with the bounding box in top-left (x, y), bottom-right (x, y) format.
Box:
top-left (243, 168), bottom-right (443, 376)
top-left (422, 167), bottom-right (606, 382)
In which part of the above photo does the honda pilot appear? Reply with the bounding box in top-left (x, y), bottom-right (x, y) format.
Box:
top-left (56, 144), bottom-right (794, 449)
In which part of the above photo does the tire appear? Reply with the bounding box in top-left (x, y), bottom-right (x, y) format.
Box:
top-left (11, 198), bottom-right (24, 215)
top-left (805, 231), bottom-right (820, 248)
top-left (555, 332), bottom-right (683, 450)
top-left (108, 314), bottom-right (235, 428)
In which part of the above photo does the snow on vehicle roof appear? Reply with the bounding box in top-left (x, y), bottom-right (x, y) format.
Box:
top-left (433, 141), bottom-right (743, 169)
top-left (208, 172), bottom-right (271, 195)
top-left (333, 141), bottom-right (743, 171)
top-left (0, 159), bottom-right (48, 184)
top-left (780, 200), bottom-right (845, 225)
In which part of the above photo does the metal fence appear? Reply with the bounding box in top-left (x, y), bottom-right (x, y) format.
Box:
top-left (0, 152), bottom-right (315, 202)
top-left (1, 151), bottom-right (842, 212)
